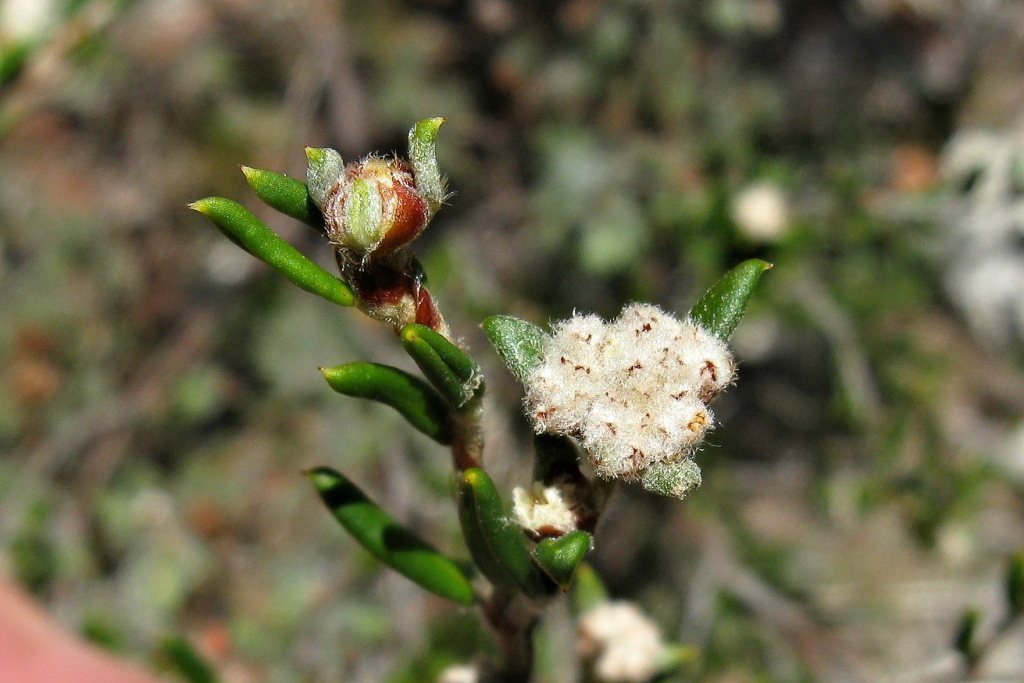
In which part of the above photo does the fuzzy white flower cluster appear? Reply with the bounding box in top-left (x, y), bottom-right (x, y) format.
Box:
top-left (578, 601), bottom-right (667, 683)
top-left (524, 304), bottom-right (734, 496)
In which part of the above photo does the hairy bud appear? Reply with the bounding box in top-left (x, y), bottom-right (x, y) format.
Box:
top-left (512, 477), bottom-right (596, 539)
top-left (305, 118), bottom-right (448, 260)
top-left (308, 154), bottom-right (431, 258)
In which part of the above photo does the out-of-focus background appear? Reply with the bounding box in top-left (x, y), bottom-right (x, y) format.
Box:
top-left (3, 0), bottom-right (1024, 681)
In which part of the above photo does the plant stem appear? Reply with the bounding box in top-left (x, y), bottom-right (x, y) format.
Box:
top-left (480, 588), bottom-right (541, 683)
top-left (451, 398), bottom-right (485, 470)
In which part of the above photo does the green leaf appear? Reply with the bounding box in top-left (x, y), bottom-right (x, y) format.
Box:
top-left (953, 606), bottom-right (982, 665)
top-left (408, 117), bottom-right (447, 212)
top-left (160, 636), bottom-right (220, 683)
top-left (308, 467), bottom-right (475, 605)
top-left (1007, 549), bottom-right (1024, 615)
top-left (688, 259), bottom-right (772, 341)
top-left (240, 166), bottom-right (324, 231)
top-left (532, 530), bottom-right (592, 591)
top-left (639, 458), bottom-right (702, 500)
top-left (657, 644), bottom-right (700, 678)
top-left (305, 147), bottom-right (345, 209)
top-left (457, 468), bottom-right (555, 599)
top-left (569, 562), bottom-right (608, 615)
top-left (0, 41), bottom-right (30, 87)
top-left (189, 197), bottom-right (356, 307)
top-left (481, 315), bottom-right (548, 383)
top-left (321, 362), bottom-right (454, 444)
top-left (400, 324), bottom-right (484, 409)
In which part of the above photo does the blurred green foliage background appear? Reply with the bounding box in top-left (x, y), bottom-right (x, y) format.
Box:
top-left (3, 0), bottom-right (1024, 681)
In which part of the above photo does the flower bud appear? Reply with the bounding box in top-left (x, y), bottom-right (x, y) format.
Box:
top-left (306, 118), bottom-right (447, 260)
top-left (308, 153), bottom-right (431, 258)
top-left (512, 478), bottom-right (595, 539)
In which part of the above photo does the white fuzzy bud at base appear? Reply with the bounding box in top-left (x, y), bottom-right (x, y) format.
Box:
top-left (512, 482), bottom-right (581, 538)
top-left (578, 601), bottom-right (667, 683)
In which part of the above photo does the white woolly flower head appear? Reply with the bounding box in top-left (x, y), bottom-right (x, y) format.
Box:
top-left (524, 303), bottom-right (734, 497)
top-left (578, 601), bottom-right (667, 683)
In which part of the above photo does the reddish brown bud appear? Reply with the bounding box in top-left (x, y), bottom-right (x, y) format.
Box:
top-left (305, 119), bottom-right (447, 260)
top-left (320, 158), bottom-right (431, 258)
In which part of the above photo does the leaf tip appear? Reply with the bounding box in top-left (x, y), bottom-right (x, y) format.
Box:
top-left (412, 116), bottom-right (446, 136)
top-left (187, 198), bottom-right (211, 214)
top-left (304, 466), bottom-right (339, 493)
top-left (399, 324), bottom-right (422, 344)
top-left (460, 467), bottom-right (485, 487)
top-left (304, 146), bottom-right (335, 165)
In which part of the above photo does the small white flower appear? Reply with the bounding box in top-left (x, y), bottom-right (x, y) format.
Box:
top-left (578, 601), bottom-right (667, 683)
top-left (437, 664), bottom-right (478, 683)
top-left (0, 0), bottom-right (57, 42)
top-left (731, 181), bottom-right (790, 243)
top-left (512, 481), bottom-right (582, 538)
top-left (523, 303), bottom-right (734, 497)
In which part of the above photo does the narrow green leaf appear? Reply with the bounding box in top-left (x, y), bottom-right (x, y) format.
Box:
top-left (657, 644), bottom-right (700, 677)
top-left (569, 563), bottom-right (608, 615)
top-left (408, 117), bottom-right (447, 212)
top-left (688, 259), bottom-right (772, 341)
top-left (456, 468), bottom-right (524, 592)
top-left (160, 636), bottom-right (220, 683)
top-left (953, 606), bottom-right (982, 665)
top-left (240, 166), bottom-right (324, 231)
top-left (321, 362), bottom-right (454, 445)
top-left (308, 467), bottom-right (475, 605)
top-left (481, 315), bottom-right (548, 383)
top-left (1007, 549), bottom-right (1024, 615)
top-left (533, 530), bottom-right (592, 591)
top-left (189, 197), bottom-right (356, 307)
top-left (457, 468), bottom-right (555, 599)
top-left (305, 147), bottom-right (345, 208)
top-left (400, 324), bottom-right (484, 409)
top-left (0, 41), bottom-right (30, 87)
